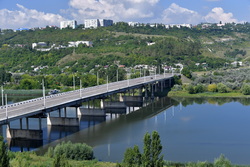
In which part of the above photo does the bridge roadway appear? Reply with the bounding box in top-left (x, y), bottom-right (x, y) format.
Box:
top-left (0, 74), bottom-right (174, 125)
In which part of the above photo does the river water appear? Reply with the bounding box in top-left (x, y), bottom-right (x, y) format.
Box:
top-left (2, 96), bottom-right (250, 165)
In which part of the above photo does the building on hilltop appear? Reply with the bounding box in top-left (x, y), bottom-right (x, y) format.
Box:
top-left (84, 19), bottom-right (113, 28)
top-left (60, 20), bottom-right (77, 29)
top-left (68, 41), bottom-right (93, 47)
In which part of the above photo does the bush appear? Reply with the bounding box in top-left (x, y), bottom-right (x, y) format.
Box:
top-left (187, 85), bottom-right (196, 94)
top-left (241, 84), bottom-right (250, 95)
top-left (207, 84), bottom-right (217, 92)
top-left (194, 84), bottom-right (205, 93)
top-left (217, 83), bottom-right (229, 93)
top-left (214, 154), bottom-right (232, 167)
top-left (171, 84), bottom-right (182, 91)
top-left (52, 141), bottom-right (94, 161)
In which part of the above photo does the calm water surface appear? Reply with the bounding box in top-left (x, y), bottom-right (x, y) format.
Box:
top-left (2, 96), bottom-right (250, 164)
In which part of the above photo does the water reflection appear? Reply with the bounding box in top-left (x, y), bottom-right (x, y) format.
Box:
top-left (172, 97), bottom-right (250, 106)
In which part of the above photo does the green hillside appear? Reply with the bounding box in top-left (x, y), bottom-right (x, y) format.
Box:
top-left (1, 22), bottom-right (250, 90)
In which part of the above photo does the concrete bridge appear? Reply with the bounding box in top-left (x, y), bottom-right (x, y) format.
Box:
top-left (0, 74), bottom-right (177, 140)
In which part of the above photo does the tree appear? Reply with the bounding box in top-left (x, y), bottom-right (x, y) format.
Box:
top-left (241, 84), bottom-right (250, 95)
top-left (214, 154), bottom-right (232, 167)
top-left (122, 131), bottom-right (164, 167)
top-left (207, 84), bottom-right (217, 92)
top-left (0, 136), bottom-right (9, 167)
top-left (142, 132), bottom-right (152, 167)
top-left (122, 145), bottom-right (141, 167)
top-left (181, 67), bottom-right (192, 79)
top-left (151, 131), bottom-right (164, 167)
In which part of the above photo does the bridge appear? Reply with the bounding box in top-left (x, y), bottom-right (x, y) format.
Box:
top-left (0, 74), bottom-right (176, 140)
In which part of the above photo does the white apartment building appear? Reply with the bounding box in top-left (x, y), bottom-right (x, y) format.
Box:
top-left (60, 20), bottom-right (77, 29)
top-left (84, 19), bottom-right (113, 28)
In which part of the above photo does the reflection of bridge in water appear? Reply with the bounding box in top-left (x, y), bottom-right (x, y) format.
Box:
top-left (0, 74), bottom-right (178, 151)
top-left (36, 96), bottom-right (178, 154)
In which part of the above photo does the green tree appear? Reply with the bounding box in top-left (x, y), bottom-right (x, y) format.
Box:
top-left (181, 67), bottom-right (192, 79)
top-left (241, 84), bottom-right (250, 95)
top-left (122, 145), bottom-right (141, 167)
top-left (151, 131), bottom-right (164, 167)
top-left (214, 154), bottom-right (232, 167)
top-left (0, 136), bottom-right (9, 167)
top-left (142, 132), bottom-right (152, 167)
top-left (217, 83), bottom-right (229, 93)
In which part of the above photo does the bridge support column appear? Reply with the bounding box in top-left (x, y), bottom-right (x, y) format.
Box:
top-left (151, 84), bottom-right (154, 99)
top-left (47, 115), bottom-right (79, 127)
top-left (7, 119), bottom-right (43, 140)
top-left (144, 86), bottom-right (148, 98)
top-left (161, 81), bottom-right (163, 92)
top-left (139, 88), bottom-right (142, 96)
top-left (0, 125), bottom-right (2, 137)
top-left (78, 107), bottom-right (105, 116)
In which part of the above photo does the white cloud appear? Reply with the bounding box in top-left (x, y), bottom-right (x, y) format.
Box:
top-left (161, 3), bottom-right (202, 24)
top-left (67, 0), bottom-right (159, 22)
top-left (204, 7), bottom-right (237, 23)
top-left (0, 4), bottom-right (66, 29)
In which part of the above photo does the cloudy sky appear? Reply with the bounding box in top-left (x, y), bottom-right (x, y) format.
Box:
top-left (0, 0), bottom-right (249, 29)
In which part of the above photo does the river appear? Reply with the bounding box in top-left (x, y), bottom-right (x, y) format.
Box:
top-left (2, 96), bottom-right (250, 165)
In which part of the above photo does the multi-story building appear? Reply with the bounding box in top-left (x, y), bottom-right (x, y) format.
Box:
top-left (60, 20), bottom-right (77, 29)
top-left (84, 19), bottom-right (113, 28)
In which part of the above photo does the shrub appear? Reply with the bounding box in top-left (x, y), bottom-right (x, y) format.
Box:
top-left (171, 84), bottom-right (182, 91)
top-left (194, 84), bottom-right (205, 93)
top-left (214, 154), bottom-right (232, 167)
top-left (52, 141), bottom-right (94, 161)
top-left (217, 83), bottom-right (228, 93)
top-left (187, 85), bottom-right (196, 94)
top-left (207, 84), bottom-right (217, 92)
top-left (241, 84), bottom-right (250, 95)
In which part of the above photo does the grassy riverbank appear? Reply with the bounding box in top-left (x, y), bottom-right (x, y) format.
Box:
top-left (168, 90), bottom-right (250, 98)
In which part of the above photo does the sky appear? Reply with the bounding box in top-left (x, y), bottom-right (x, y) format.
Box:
top-left (0, 0), bottom-right (249, 29)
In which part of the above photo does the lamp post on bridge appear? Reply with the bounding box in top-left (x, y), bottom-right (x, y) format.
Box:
top-left (1, 86), bottom-right (3, 106)
top-left (5, 94), bottom-right (7, 120)
top-left (73, 74), bottom-right (76, 90)
top-left (42, 79), bottom-right (45, 108)
top-left (80, 79), bottom-right (82, 98)
top-left (97, 71), bottom-right (99, 86)
top-left (107, 75), bottom-right (109, 91)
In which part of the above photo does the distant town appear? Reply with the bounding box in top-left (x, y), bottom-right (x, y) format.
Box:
top-left (0, 18), bottom-right (232, 32)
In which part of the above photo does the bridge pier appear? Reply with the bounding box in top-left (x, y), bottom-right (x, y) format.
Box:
top-left (47, 114), bottom-right (79, 127)
top-left (7, 117), bottom-right (43, 140)
top-left (151, 84), bottom-right (154, 99)
top-left (78, 107), bottom-right (105, 116)
top-left (104, 101), bottom-right (126, 115)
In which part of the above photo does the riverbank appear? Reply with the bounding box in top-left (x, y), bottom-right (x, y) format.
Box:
top-left (168, 90), bottom-right (250, 98)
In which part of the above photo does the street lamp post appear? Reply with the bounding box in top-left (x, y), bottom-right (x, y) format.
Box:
top-left (107, 75), bottom-right (109, 91)
top-left (144, 69), bottom-right (146, 82)
top-left (1, 86), bottom-right (3, 106)
top-left (5, 94), bottom-right (7, 119)
top-left (117, 69), bottom-right (118, 82)
top-left (80, 79), bottom-right (82, 98)
top-left (73, 74), bottom-right (75, 90)
top-left (42, 79), bottom-right (45, 108)
top-left (155, 68), bottom-right (156, 79)
top-left (97, 71), bottom-right (99, 86)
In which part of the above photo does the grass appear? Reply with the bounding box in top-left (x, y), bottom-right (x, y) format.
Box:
top-left (168, 90), bottom-right (250, 98)
top-left (9, 152), bottom-right (117, 167)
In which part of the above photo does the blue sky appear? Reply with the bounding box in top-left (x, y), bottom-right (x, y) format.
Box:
top-left (0, 0), bottom-right (249, 29)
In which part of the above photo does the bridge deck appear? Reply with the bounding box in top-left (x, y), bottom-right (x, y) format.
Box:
top-left (0, 74), bottom-right (175, 125)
